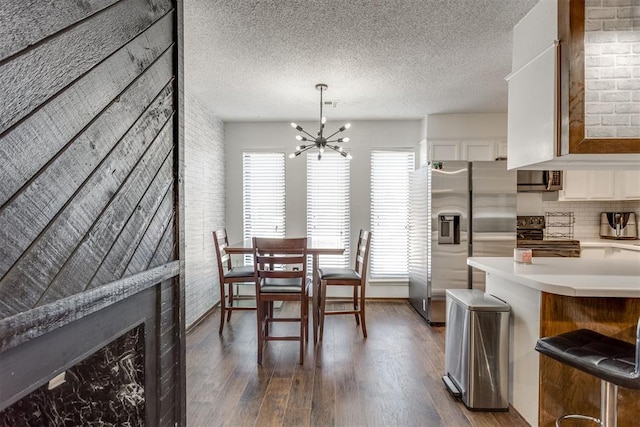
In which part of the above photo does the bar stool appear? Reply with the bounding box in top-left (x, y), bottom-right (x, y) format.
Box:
top-left (535, 318), bottom-right (640, 427)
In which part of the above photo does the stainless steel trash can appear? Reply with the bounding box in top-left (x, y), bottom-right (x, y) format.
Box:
top-left (442, 289), bottom-right (510, 411)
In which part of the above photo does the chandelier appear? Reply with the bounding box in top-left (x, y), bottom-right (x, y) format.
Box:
top-left (288, 84), bottom-right (352, 161)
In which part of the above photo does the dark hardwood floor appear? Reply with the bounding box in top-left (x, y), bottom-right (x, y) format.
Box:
top-left (186, 300), bottom-right (530, 427)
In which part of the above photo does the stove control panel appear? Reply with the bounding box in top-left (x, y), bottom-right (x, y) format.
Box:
top-left (517, 215), bottom-right (545, 230)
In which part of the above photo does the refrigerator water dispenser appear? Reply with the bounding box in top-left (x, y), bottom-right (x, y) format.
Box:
top-left (439, 214), bottom-right (460, 244)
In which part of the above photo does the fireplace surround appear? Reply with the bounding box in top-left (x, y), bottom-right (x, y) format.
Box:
top-left (0, 261), bottom-right (181, 425)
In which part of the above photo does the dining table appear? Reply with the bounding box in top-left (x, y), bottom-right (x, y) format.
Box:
top-left (225, 236), bottom-right (345, 343)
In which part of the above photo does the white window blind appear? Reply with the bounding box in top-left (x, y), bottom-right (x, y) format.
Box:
top-left (370, 150), bottom-right (415, 278)
top-left (307, 151), bottom-right (350, 268)
top-left (243, 152), bottom-right (286, 262)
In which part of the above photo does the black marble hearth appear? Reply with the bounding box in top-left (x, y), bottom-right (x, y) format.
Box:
top-left (0, 325), bottom-right (145, 426)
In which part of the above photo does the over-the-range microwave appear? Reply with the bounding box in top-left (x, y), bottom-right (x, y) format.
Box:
top-left (516, 170), bottom-right (563, 192)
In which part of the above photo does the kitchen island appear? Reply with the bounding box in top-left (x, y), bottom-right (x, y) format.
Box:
top-left (467, 257), bottom-right (640, 427)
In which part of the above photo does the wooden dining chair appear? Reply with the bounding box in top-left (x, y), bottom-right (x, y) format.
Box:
top-left (317, 229), bottom-right (371, 341)
top-left (213, 229), bottom-right (255, 334)
top-left (253, 237), bottom-right (309, 365)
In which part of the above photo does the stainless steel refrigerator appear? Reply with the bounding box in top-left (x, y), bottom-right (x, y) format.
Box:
top-left (408, 161), bottom-right (516, 324)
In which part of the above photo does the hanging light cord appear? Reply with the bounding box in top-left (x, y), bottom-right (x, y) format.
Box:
top-left (289, 84), bottom-right (352, 160)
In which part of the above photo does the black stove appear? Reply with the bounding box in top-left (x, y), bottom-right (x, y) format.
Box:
top-left (517, 215), bottom-right (545, 240)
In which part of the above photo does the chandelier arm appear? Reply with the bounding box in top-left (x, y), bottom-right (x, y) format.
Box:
top-left (327, 144), bottom-right (351, 158)
top-left (326, 144), bottom-right (344, 153)
top-left (295, 126), bottom-right (316, 140)
top-left (324, 128), bottom-right (346, 140)
top-left (298, 145), bottom-right (315, 155)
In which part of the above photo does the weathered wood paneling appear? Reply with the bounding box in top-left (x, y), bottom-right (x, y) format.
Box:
top-left (0, 84), bottom-right (175, 316)
top-left (0, 55), bottom-right (174, 283)
top-left (0, 13), bottom-right (174, 207)
top-left (149, 214), bottom-right (177, 268)
top-left (123, 186), bottom-right (175, 276)
top-left (158, 278), bottom-right (179, 426)
top-left (88, 153), bottom-right (175, 289)
top-left (36, 121), bottom-right (175, 305)
top-left (0, 262), bottom-right (179, 352)
top-left (0, 0), bottom-right (183, 423)
top-left (0, 0), bottom-right (119, 60)
top-left (0, 0), bottom-right (172, 134)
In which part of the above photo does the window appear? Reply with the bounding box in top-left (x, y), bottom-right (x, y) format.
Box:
top-left (242, 152), bottom-right (286, 262)
top-left (370, 150), bottom-right (415, 278)
top-left (307, 151), bottom-right (350, 268)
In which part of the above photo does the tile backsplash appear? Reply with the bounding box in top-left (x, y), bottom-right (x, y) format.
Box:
top-left (517, 193), bottom-right (640, 240)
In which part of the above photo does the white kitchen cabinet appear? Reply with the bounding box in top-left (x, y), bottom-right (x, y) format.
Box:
top-left (506, 44), bottom-right (557, 170)
top-left (506, 0), bottom-right (557, 170)
top-left (460, 141), bottom-right (496, 161)
top-left (588, 171), bottom-right (615, 199)
top-left (615, 171), bottom-right (640, 200)
top-left (558, 170), bottom-right (589, 200)
top-left (428, 140), bottom-right (459, 161)
top-left (428, 140), bottom-right (502, 162)
top-left (560, 170), bottom-right (639, 200)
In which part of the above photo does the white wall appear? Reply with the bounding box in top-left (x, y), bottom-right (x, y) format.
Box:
top-left (225, 119), bottom-right (422, 297)
top-left (184, 91), bottom-right (226, 328)
top-left (426, 113), bottom-right (508, 139)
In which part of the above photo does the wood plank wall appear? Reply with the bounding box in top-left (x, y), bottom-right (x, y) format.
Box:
top-left (0, 0), bottom-right (184, 424)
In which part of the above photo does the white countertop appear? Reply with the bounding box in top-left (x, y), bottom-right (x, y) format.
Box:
top-left (580, 239), bottom-right (640, 251)
top-left (468, 257), bottom-right (640, 298)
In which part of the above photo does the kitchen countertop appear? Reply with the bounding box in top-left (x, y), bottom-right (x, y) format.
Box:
top-left (467, 256), bottom-right (640, 298)
top-left (580, 239), bottom-right (640, 251)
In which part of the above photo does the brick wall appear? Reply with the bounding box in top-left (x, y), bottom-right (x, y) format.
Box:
top-left (584, 0), bottom-right (640, 138)
top-left (184, 91), bottom-right (225, 328)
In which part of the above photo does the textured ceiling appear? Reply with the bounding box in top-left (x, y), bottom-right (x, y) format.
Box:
top-left (184, 0), bottom-right (540, 122)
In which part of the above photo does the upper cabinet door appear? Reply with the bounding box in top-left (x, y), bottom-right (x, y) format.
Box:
top-left (616, 171), bottom-right (640, 200)
top-left (460, 141), bottom-right (496, 161)
top-left (429, 140), bottom-right (460, 161)
top-left (560, 170), bottom-right (589, 200)
top-left (507, 44), bottom-right (557, 170)
top-left (587, 171), bottom-right (615, 199)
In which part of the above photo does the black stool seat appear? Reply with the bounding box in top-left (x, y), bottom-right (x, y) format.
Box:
top-left (535, 328), bottom-right (640, 390)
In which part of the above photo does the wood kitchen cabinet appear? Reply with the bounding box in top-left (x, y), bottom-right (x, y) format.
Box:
top-left (559, 170), bottom-right (640, 200)
top-left (507, 0), bottom-right (640, 170)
